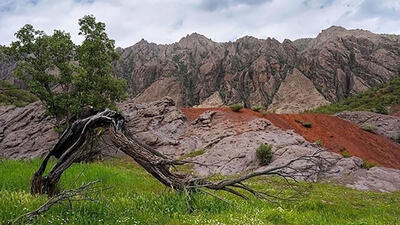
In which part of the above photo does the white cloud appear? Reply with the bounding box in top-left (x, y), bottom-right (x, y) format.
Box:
top-left (0, 0), bottom-right (399, 48)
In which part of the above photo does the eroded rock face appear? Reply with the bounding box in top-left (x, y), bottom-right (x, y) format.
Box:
top-left (111, 26), bottom-right (400, 112)
top-left (300, 26), bottom-right (400, 102)
top-left (336, 111), bottom-right (400, 142)
top-left (0, 102), bottom-right (58, 158)
top-left (114, 34), bottom-right (296, 108)
top-left (194, 92), bottom-right (224, 108)
top-left (267, 68), bottom-right (330, 113)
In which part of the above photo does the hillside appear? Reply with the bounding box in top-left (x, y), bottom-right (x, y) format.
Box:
top-left (310, 76), bottom-right (400, 114)
top-left (0, 80), bottom-right (36, 107)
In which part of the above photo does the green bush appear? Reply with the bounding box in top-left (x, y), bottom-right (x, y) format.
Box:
top-left (251, 105), bottom-right (263, 112)
top-left (295, 119), bottom-right (312, 128)
top-left (256, 143), bottom-right (273, 166)
top-left (342, 151), bottom-right (352, 158)
top-left (359, 123), bottom-right (377, 133)
top-left (362, 160), bottom-right (377, 169)
top-left (230, 103), bottom-right (244, 112)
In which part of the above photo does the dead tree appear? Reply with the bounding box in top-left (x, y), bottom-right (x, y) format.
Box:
top-left (31, 109), bottom-right (334, 201)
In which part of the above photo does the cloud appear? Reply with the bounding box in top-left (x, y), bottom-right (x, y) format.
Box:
top-left (0, 0), bottom-right (399, 48)
top-left (199, 0), bottom-right (272, 11)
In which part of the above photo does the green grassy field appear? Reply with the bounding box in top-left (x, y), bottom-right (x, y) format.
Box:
top-left (0, 158), bottom-right (399, 225)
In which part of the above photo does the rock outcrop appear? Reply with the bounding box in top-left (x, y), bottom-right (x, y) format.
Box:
top-left (116, 98), bottom-right (400, 192)
top-left (336, 111), bottom-right (400, 142)
top-left (0, 102), bottom-right (58, 158)
top-left (267, 68), bottom-right (330, 113)
top-left (1, 98), bottom-right (400, 192)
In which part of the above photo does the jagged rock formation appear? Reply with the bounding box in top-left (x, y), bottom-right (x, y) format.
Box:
top-left (2, 98), bottom-right (399, 192)
top-left (299, 26), bottom-right (400, 102)
top-left (336, 111), bottom-right (400, 142)
top-left (2, 27), bottom-right (400, 112)
top-left (112, 26), bottom-right (400, 112)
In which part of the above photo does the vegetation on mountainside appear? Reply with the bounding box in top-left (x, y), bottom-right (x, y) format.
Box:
top-left (4, 15), bottom-right (126, 123)
top-left (359, 123), bottom-right (377, 133)
top-left (251, 104), bottom-right (264, 112)
top-left (256, 143), bottom-right (273, 166)
top-left (0, 80), bottom-right (37, 107)
top-left (230, 103), bottom-right (244, 112)
top-left (309, 76), bottom-right (400, 114)
top-left (1, 159), bottom-right (399, 225)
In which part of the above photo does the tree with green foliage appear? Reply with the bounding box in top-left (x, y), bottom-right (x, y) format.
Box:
top-left (6, 15), bottom-right (126, 125)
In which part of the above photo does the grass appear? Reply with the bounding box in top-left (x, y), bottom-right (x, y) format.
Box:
top-left (309, 76), bottom-right (400, 114)
top-left (0, 158), bottom-right (400, 225)
top-left (0, 80), bottom-right (37, 107)
top-left (359, 123), bottom-right (377, 133)
top-left (179, 149), bottom-right (205, 159)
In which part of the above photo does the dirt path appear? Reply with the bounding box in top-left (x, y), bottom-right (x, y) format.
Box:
top-left (180, 107), bottom-right (400, 169)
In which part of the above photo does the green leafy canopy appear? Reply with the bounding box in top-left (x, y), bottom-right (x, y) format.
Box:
top-left (6, 15), bottom-right (127, 123)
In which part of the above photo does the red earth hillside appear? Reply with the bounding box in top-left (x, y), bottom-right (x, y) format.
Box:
top-left (180, 107), bottom-right (400, 169)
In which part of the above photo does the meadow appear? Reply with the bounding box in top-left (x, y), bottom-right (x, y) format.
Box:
top-left (0, 158), bottom-right (399, 225)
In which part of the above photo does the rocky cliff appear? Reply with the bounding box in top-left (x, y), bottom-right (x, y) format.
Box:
top-left (114, 26), bottom-right (400, 112)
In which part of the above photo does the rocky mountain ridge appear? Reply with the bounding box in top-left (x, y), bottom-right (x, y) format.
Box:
top-left (114, 26), bottom-right (400, 112)
top-left (2, 26), bottom-right (400, 112)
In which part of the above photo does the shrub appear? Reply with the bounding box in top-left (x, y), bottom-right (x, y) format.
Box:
top-left (342, 151), bottom-right (351, 158)
top-left (295, 119), bottom-right (312, 128)
top-left (230, 103), bottom-right (244, 112)
top-left (256, 143), bottom-right (273, 166)
top-left (181, 149), bottom-right (205, 159)
top-left (261, 110), bottom-right (268, 117)
top-left (359, 123), bottom-right (377, 133)
top-left (251, 105), bottom-right (263, 112)
top-left (315, 139), bottom-right (323, 146)
top-left (362, 160), bottom-right (377, 169)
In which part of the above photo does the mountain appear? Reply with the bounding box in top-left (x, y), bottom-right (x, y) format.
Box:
top-left (1, 26), bottom-right (400, 112)
top-left (113, 26), bottom-right (400, 112)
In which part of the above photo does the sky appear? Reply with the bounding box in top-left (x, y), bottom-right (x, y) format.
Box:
top-left (0, 0), bottom-right (400, 48)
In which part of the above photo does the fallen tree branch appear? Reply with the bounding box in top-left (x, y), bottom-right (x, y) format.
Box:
top-left (14, 181), bottom-right (101, 224)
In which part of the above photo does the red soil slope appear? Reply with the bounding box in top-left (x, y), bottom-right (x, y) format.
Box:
top-left (180, 107), bottom-right (400, 169)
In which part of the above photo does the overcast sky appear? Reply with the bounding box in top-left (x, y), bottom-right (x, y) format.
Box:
top-left (0, 0), bottom-right (399, 47)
